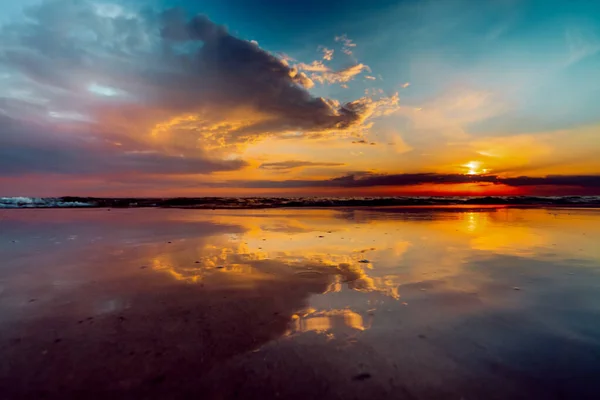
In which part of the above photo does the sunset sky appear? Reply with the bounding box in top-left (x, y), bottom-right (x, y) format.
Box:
top-left (1, 0), bottom-right (600, 197)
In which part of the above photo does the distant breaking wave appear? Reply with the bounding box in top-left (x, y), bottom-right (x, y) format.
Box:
top-left (2, 196), bottom-right (600, 209)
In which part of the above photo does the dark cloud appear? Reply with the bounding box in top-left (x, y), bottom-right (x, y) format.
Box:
top-left (259, 160), bottom-right (345, 170)
top-left (157, 9), bottom-right (381, 133)
top-left (210, 172), bottom-right (600, 189)
top-left (502, 176), bottom-right (600, 187)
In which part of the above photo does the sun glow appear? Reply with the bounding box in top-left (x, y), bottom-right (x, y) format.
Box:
top-left (463, 161), bottom-right (488, 175)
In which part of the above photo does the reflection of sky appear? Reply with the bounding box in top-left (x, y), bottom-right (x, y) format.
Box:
top-left (3, 207), bottom-right (600, 337)
top-left (150, 207), bottom-right (600, 275)
top-left (125, 207), bottom-right (600, 335)
top-left (3, 207), bottom-right (600, 397)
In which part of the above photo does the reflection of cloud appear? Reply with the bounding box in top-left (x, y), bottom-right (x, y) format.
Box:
top-left (131, 206), bottom-right (600, 337)
top-left (137, 207), bottom-right (600, 321)
top-left (145, 220), bottom-right (403, 299)
top-left (289, 309), bottom-right (366, 334)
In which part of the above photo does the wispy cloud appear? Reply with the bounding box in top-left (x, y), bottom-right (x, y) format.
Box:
top-left (259, 160), bottom-right (345, 171)
top-left (335, 34), bottom-right (357, 56)
top-left (565, 26), bottom-right (600, 65)
top-left (319, 46), bottom-right (334, 61)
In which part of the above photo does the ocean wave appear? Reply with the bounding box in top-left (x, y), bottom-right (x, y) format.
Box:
top-left (2, 196), bottom-right (600, 209)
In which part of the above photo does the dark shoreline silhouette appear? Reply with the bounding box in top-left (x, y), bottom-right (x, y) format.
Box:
top-left (2, 195), bottom-right (600, 209)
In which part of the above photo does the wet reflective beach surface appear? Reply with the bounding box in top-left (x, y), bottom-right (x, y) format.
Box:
top-left (2, 207), bottom-right (600, 399)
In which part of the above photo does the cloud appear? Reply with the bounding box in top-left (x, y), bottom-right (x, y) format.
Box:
top-left (319, 46), bottom-right (334, 61)
top-left (310, 64), bottom-right (371, 85)
top-left (287, 68), bottom-right (315, 89)
top-left (259, 160), bottom-right (345, 171)
top-left (395, 89), bottom-right (508, 141)
top-left (157, 11), bottom-right (375, 134)
top-left (0, 115), bottom-right (246, 176)
top-left (209, 171), bottom-right (600, 190)
top-left (0, 1), bottom-right (398, 179)
top-left (293, 58), bottom-right (370, 85)
top-left (295, 61), bottom-right (330, 72)
top-left (335, 34), bottom-right (357, 56)
top-left (280, 34), bottom-right (369, 89)
top-left (294, 61), bottom-right (371, 85)
top-left (565, 26), bottom-right (600, 65)
top-left (501, 175), bottom-right (600, 187)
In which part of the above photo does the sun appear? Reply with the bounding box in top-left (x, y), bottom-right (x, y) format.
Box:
top-left (463, 161), bottom-right (489, 175)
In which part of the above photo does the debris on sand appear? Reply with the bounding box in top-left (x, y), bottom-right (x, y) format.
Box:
top-left (358, 259), bottom-right (370, 263)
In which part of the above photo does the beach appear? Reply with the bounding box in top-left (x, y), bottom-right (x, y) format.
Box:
top-left (1, 207), bottom-right (600, 399)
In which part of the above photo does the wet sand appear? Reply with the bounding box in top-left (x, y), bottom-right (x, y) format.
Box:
top-left (1, 207), bottom-right (600, 399)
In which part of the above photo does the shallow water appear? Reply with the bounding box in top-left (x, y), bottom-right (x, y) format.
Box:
top-left (1, 207), bottom-right (600, 399)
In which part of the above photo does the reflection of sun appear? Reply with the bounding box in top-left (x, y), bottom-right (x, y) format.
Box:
top-left (466, 212), bottom-right (478, 232)
top-left (463, 161), bottom-right (489, 175)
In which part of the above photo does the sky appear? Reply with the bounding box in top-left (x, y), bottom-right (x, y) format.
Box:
top-left (1, 0), bottom-right (599, 197)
